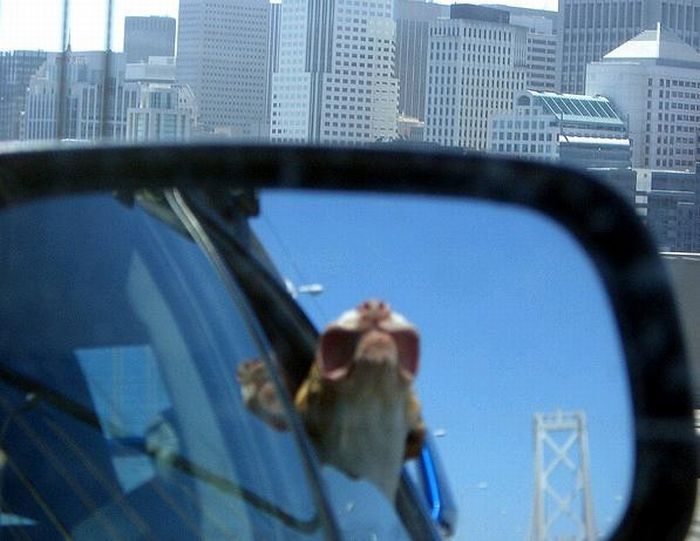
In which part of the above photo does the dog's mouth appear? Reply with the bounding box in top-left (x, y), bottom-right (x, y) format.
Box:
top-left (319, 326), bottom-right (419, 382)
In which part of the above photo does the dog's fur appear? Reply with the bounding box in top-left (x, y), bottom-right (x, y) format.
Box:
top-left (237, 300), bottom-right (425, 500)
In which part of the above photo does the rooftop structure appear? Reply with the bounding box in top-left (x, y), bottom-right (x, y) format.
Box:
top-left (450, 3), bottom-right (509, 24)
top-left (587, 25), bottom-right (700, 171)
top-left (523, 91), bottom-right (625, 130)
top-left (123, 16), bottom-right (176, 64)
top-left (558, 0), bottom-right (700, 94)
top-left (488, 90), bottom-right (630, 167)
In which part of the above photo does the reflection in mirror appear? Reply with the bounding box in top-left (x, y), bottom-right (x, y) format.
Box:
top-left (251, 190), bottom-right (634, 541)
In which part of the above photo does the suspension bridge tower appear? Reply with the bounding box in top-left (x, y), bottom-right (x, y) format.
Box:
top-left (531, 410), bottom-right (597, 541)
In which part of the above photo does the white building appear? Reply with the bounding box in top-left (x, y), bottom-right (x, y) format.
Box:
top-left (270, 0), bottom-right (398, 144)
top-left (124, 58), bottom-right (197, 142)
top-left (587, 25), bottom-right (700, 172)
top-left (424, 4), bottom-right (527, 150)
top-left (487, 90), bottom-right (630, 167)
top-left (558, 0), bottom-right (700, 95)
top-left (176, 0), bottom-right (270, 139)
top-left (487, 5), bottom-right (559, 91)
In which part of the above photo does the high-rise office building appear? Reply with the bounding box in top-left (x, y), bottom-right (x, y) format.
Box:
top-left (395, 0), bottom-right (449, 121)
top-left (559, 0), bottom-right (700, 94)
top-left (270, 0), bottom-right (398, 144)
top-left (123, 16), bottom-right (176, 64)
top-left (587, 25), bottom-right (700, 172)
top-left (24, 51), bottom-right (128, 141)
top-left (424, 4), bottom-right (527, 150)
top-left (264, 1), bottom-right (282, 136)
top-left (487, 90), bottom-right (630, 167)
top-left (488, 5), bottom-right (559, 91)
top-left (642, 170), bottom-right (700, 251)
top-left (176, 0), bottom-right (270, 138)
top-left (0, 50), bottom-right (47, 141)
top-left (124, 58), bottom-right (197, 141)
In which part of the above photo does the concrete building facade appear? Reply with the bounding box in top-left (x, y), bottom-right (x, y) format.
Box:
top-left (558, 0), bottom-right (700, 95)
top-left (424, 4), bottom-right (527, 150)
top-left (270, 0), bottom-right (398, 144)
top-left (0, 50), bottom-right (47, 141)
top-left (123, 16), bottom-right (176, 64)
top-left (176, 0), bottom-right (270, 138)
top-left (642, 169), bottom-right (700, 251)
top-left (487, 5), bottom-right (559, 91)
top-left (587, 25), bottom-right (700, 172)
top-left (395, 0), bottom-right (449, 121)
top-left (124, 58), bottom-right (198, 142)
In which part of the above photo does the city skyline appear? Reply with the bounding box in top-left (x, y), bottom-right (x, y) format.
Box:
top-left (0, 0), bottom-right (558, 52)
top-left (0, 0), bottom-right (697, 539)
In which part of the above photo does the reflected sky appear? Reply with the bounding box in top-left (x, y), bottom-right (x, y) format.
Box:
top-left (252, 190), bottom-right (634, 541)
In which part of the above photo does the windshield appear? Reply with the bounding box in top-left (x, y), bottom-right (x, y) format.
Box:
top-left (0, 192), bottom-right (324, 539)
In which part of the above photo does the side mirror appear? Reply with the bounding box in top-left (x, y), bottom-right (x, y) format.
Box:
top-left (0, 144), bottom-right (695, 540)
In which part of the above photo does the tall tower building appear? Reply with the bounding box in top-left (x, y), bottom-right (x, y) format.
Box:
top-left (395, 0), bottom-right (449, 122)
top-left (487, 4), bottom-right (559, 91)
top-left (176, 0), bottom-right (270, 138)
top-left (587, 25), bottom-right (700, 172)
top-left (270, 0), bottom-right (398, 144)
top-left (424, 4), bottom-right (527, 150)
top-left (559, 0), bottom-right (700, 94)
top-left (123, 16), bottom-right (176, 64)
top-left (0, 50), bottom-right (47, 141)
top-left (264, 1), bottom-right (282, 137)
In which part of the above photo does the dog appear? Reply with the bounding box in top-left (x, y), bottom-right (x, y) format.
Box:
top-left (237, 299), bottom-right (425, 501)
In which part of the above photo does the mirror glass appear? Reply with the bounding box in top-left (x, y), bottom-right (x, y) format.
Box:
top-left (252, 190), bottom-right (634, 541)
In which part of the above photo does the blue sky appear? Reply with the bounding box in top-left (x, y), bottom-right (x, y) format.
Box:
top-left (252, 190), bottom-right (634, 540)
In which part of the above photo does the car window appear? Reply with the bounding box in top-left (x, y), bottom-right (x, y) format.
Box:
top-left (0, 192), bottom-right (324, 540)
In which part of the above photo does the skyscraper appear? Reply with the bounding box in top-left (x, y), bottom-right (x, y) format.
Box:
top-left (123, 16), bottom-right (176, 64)
top-left (487, 4), bottom-right (559, 91)
top-left (176, 0), bottom-right (270, 138)
top-left (270, 0), bottom-right (398, 144)
top-left (395, 0), bottom-right (449, 121)
top-left (424, 4), bottom-right (527, 150)
top-left (559, 0), bottom-right (700, 94)
top-left (587, 25), bottom-right (700, 171)
top-left (0, 50), bottom-right (47, 141)
top-left (264, 1), bottom-right (282, 136)
top-left (124, 58), bottom-right (197, 141)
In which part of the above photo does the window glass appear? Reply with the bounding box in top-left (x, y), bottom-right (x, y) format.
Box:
top-left (0, 193), bottom-right (324, 540)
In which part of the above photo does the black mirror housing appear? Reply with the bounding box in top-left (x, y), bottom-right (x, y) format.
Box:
top-left (0, 143), bottom-right (695, 540)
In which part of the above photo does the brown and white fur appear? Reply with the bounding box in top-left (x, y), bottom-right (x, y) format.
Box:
top-left (237, 300), bottom-right (425, 501)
